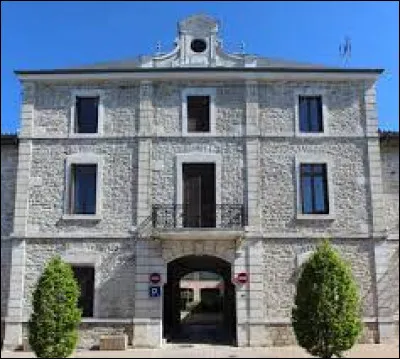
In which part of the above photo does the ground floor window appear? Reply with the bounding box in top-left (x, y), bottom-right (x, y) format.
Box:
top-left (72, 266), bottom-right (94, 317)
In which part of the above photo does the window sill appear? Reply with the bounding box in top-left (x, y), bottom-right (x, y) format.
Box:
top-left (295, 132), bottom-right (328, 137)
top-left (182, 132), bottom-right (216, 137)
top-left (80, 318), bottom-right (133, 324)
top-left (69, 133), bottom-right (102, 138)
top-left (62, 214), bottom-right (102, 221)
top-left (296, 214), bottom-right (335, 221)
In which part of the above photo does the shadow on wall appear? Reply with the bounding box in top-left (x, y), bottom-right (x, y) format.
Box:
top-left (287, 241), bottom-right (377, 322)
top-left (96, 253), bottom-right (136, 317)
top-left (1, 243), bottom-right (12, 349)
top-left (77, 249), bottom-right (136, 350)
top-left (377, 247), bottom-right (399, 319)
top-left (1, 143), bottom-right (18, 349)
top-left (21, 242), bottom-right (136, 351)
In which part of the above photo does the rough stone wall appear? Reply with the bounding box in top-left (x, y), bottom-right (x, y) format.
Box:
top-left (6, 76), bottom-right (398, 347)
top-left (33, 83), bottom-right (139, 137)
top-left (375, 240), bottom-right (399, 327)
top-left (380, 139), bottom-right (399, 233)
top-left (161, 239), bottom-right (236, 264)
top-left (263, 239), bottom-right (375, 320)
top-left (23, 239), bottom-right (136, 320)
top-left (153, 82), bottom-right (245, 136)
top-left (77, 323), bottom-right (132, 350)
top-left (27, 140), bottom-right (138, 235)
top-left (22, 322), bottom-right (133, 350)
top-left (383, 244), bottom-right (399, 318)
top-left (1, 143), bottom-right (18, 345)
top-left (378, 137), bottom-right (399, 330)
top-left (258, 81), bottom-right (367, 136)
top-left (1, 144), bottom-right (18, 239)
top-left (249, 322), bottom-right (377, 346)
top-left (260, 139), bottom-right (370, 236)
top-left (152, 139), bottom-right (244, 205)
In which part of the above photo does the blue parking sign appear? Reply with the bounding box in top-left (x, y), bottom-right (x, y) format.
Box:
top-left (149, 286), bottom-right (161, 298)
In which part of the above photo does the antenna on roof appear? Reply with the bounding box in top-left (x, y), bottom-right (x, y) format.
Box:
top-left (155, 41), bottom-right (162, 55)
top-left (239, 41), bottom-right (246, 55)
top-left (339, 36), bottom-right (351, 66)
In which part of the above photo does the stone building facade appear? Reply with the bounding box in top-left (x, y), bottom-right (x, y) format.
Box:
top-left (1, 14), bottom-right (399, 349)
top-left (1, 135), bottom-right (18, 347)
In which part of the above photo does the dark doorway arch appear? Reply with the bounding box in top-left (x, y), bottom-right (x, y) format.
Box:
top-left (163, 255), bottom-right (236, 345)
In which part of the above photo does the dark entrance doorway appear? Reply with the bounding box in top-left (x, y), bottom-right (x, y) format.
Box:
top-left (183, 163), bottom-right (216, 228)
top-left (163, 255), bottom-right (236, 345)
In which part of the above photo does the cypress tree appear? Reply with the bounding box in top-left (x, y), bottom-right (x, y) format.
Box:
top-left (28, 256), bottom-right (81, 358)
top-left (291, 240), bottom-right (362, 358)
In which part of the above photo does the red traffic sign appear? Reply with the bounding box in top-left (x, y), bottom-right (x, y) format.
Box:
top-left (236, 272), bottom-right (248, 284)
top-left (149, 273), bottom-right (161, 284)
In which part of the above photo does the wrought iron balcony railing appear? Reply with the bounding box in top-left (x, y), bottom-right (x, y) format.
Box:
top-left (152, 204), bottom-right (245, 230)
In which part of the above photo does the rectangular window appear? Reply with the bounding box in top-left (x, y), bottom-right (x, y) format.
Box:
top-left (69, 164), bottom-right (97, 214)
top-left (75, 96), bottom-right (99, 133)
top-left (300, 163), bottom-right (329, 214)
top-left (180, 288), bottom-right (194, 310)
top-left (187, 95), bottom-right (210, 132)
top-left (72, 266), bottom-right (94, 317)
top-left (299, 96), bottom-right (323, 133)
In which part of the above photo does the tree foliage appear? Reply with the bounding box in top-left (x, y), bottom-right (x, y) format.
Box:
top-left (28, 256), bottom-right (81, 358)
top-left (291, 240), bottom-right (362, 358)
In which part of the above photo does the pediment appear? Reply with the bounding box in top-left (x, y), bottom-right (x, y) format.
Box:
top-left (143, 45), bottom-right (248, 68)
top-left (178, 14), bottom-right (218, 34)
top-left (140, 14), bottom-right (256, 68)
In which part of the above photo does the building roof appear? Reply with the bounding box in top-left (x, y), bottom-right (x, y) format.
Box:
top-left (14, 59), bottom-right (383, 75)
top-left (379, 129), bottom-right (400, 143)
top-left (1, 133), bottom-right (18, 145)
top-left (67, 53), bottom-right (380, 72)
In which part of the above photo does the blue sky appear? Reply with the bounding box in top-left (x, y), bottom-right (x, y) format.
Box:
top-left (1, 1), bottom-right (398, 133)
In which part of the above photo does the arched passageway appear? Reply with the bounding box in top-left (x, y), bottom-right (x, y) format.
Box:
top-left (163, 255), bottom-right (236, 345)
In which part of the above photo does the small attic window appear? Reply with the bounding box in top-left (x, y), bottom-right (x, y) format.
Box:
top-left (191, 39), bottom-right (207, 53)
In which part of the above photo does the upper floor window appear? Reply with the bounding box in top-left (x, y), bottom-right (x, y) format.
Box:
top-left (70, 90), bottom-right (104, 136)
top-left (294, 89), bottom-right (328, 136)
top-left (75, 96), bottom-right (99, 133)
top-left (182, 88), bottom-right (216, 136)
top-left (299, 95), bottom-right (323, 133)
top-left (300, 163), bottom-right (329, 214)
top-left (69, 164), bottom-right (97, 215)
top-left (187, 95), bottom-right (210, 132)
top-left (64, 154), bottom-right (103, 220)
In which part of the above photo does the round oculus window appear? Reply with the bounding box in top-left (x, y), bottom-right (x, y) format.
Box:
top-left (190, 39), bottom-right (207, 53)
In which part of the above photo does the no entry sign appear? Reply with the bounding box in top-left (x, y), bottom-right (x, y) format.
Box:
top-left (149, 272), bottom-right (161, 284)
top-left (236, 272), bottom-right (248, 284)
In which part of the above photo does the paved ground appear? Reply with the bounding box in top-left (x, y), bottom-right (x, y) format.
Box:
top-left (1, 344), bottom-right (399, 358)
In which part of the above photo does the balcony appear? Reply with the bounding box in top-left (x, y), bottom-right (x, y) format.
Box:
top-left (152, 204), bottom-right (245, 241)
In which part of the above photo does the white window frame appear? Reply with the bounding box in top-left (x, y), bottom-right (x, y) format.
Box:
top-left (63, 153), bottom-right (103, 220)
top-left (294, 89), bottom-right (328, 137)
top-left (181, 87), bottom-right (216, 136)
top-left (295, 154), bottom-right (335, 220)
top-left (70, 89), bottom-right (104, 137)
top-left (175, 153), bottom-right (222, 227)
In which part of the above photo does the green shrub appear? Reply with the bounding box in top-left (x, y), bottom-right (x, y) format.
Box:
top-left (28, 256), bottom-right (81, 358)
top-left (291, 239), bottom-right (362, 358)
